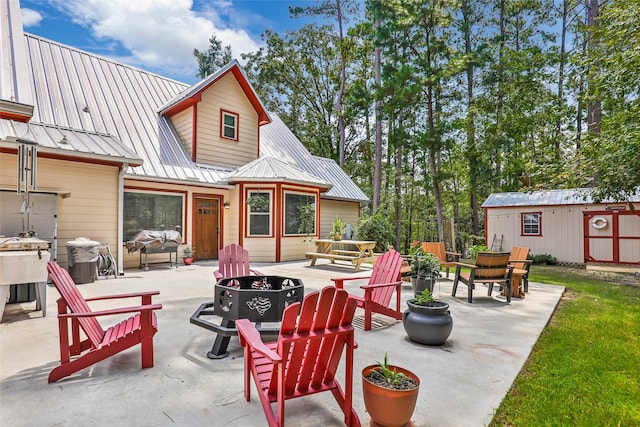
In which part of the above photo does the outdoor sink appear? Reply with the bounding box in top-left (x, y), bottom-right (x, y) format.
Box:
top-left (0, 250), bottom-right (50, 285)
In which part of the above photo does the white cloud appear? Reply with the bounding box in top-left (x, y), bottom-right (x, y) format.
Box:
top-left (52, 0), bottom-right (260, 81)
top-left (21, 8), bottom-right (43, 27)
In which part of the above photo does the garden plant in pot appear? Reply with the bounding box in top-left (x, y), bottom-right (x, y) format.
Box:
top-left (328, 216), bottom-right (347, 241)
top-left (403, 288), bottom-right (453, 346)
top-left (408, 241), bottom-right (440, 296)
top-left (182, 246), bottom-right (195, 265)
top-left (362, 354), bottom-right (420, 427)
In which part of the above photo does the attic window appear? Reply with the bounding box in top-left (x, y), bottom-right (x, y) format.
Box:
top-left (221, 110), bottom-right (238, 141)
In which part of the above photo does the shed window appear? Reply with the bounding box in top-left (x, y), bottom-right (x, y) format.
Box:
top-left (284, 192), bottom-right (316, 235)
top-left (123, 191), bottom-right (184, 241)
top-left (221, 110), bottom-right (238, 140)
top-left (521, 212), bottom-right (542, 236)
top-left (247, 191), bottom-right (271, 236)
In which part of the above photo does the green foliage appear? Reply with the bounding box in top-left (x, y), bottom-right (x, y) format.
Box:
top-left (528, 253), bottom-right (557, 265)
top-left (355, 212), bottom-right (394, 252)
top-left (193, 35), bottom-right (233, 79)
top-left (413, 288), bottom-right (435, 305)
top-left (368, 353), bottom-right (417, 390)
top-left (182, 246), bottom-right (194, 257)
top-left (408, 241), bottom-right (440, 279)
top-left (297, 204), bottom-right (315, 235)
top-left (469, 244), bottom-right (489, 260)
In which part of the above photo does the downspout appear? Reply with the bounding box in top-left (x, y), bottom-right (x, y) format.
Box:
top-left (118, 163), bottom-right (128, 275)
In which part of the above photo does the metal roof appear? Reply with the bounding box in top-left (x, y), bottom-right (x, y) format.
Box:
top-left (4, 27), bottom-right (366, 200)
top-left (0, 119), bottom-right (142, 164)
top-left (260, 114), bottom-right (369, 202)
top-left (226, 156), bottom-right (332, 189)
top-left (482, 189), bottom-right (640, 208)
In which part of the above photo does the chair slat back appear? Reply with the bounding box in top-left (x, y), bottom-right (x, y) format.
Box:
top-left (218, 244), bottom-right (252, 279)
top-left (509, 246), bottom-right (530, 270)
top-left (47, 262), bottom-right (105, 347)
top-left (422, 242), bottom-right (446, 262)
top-left (368, 250), bottom-right (402, 307)
top-left (272, 287), bottom-right (356, 396)
top-left (474, 252), bottom-right (511, 278)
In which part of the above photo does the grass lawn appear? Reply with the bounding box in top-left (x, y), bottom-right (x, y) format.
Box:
top-left (490, 265), bottom-right (640, 426)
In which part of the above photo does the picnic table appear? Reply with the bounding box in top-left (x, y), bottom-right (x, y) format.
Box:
top-left (305, 239), bottom-right (377, 272)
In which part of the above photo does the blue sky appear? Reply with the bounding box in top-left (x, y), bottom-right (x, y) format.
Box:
top-left (19, 0), bottom-right (358, 84)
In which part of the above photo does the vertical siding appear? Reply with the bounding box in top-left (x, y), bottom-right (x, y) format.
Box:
top-left (320, 200), bottom-right (360, 239)
top-left (619, 214), bottom-right (640, 263)
top-left (172, 107), bottom-right (193, 156)
top-left (485, 204), bottom-right (627, 263)
top-left (0, 154), bottom-right (119, 267)
top-left (195, 73), bottom-right (258, 168)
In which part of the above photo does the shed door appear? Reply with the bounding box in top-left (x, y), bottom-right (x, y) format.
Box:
top-left (194, 197), bottom-right (219, 260)
top-left (584, 211), bottom-right (640, 264)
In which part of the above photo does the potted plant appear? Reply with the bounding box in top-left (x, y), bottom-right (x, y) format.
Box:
top-left (362, 353), bottom-right (420, 427)
top-left (328, 216), bottom-right (347, 241)
top-left (408, 241), bottom-right (440, 296)
top-left (403, 288), bottom-right (453, 346)
top-left (182, 246), bottom-right (195, 265)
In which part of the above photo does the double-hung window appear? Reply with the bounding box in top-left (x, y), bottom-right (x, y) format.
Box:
top-left (521, 212), bottom-right (542, 236)
top-left (221, 110), bottom-right (238, 141)
top-left (247, 191), bottom-right (271, 236)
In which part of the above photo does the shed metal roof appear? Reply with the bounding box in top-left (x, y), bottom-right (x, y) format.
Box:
top-left (482, 189), bottom-right (640, 208)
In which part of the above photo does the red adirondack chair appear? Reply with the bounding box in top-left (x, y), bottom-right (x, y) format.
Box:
top-left (214, 243), bottom-right (264, 281)
top-left (46, 261), bottom-right (162, 382)
top-left (331, 249), bottom-right (403, 331)
top-left (236, 286), bottom-right (361, 427)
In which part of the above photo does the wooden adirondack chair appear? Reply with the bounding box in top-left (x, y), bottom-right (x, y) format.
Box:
top-left (214, 243), bottom-right (264, 281)
top-left (421, 242), bottom-right (462, 278)
top-left (452, 252), bottom-right (514, 303)
top-left (331, 250), bottom-right (403, 331)
top-left (236, 286), bottom-right (361, 427)
top-left (508, 246), bottom-right (533, 292)
top-left (46, 261), bottom-right (162, 382)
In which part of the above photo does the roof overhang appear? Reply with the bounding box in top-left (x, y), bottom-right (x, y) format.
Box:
top-left (158, 61), bottom-right (270, 125)
top-left (0, 100), bottom-right (33, 122)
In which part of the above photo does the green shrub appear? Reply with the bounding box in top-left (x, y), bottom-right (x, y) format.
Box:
top-left (468, 244), bottom-right (489, 260)
top-left (528, 253), bottom-right (558, 265)
top-left (355, 212), bottom-right (395, 252)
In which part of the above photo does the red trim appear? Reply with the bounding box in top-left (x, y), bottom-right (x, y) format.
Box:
top-left (1, 147), bottom-right (141, 167)
top-left (0, 111), bottom-right (32, 122)
top-left (220, 109), bottom-right (239, 141)
top-left (123, 186), bottom-right (189, 244)
top-left (239, 183), bottom-right (245, 247)
top-left (281, 188), bottom-right (319, 237)
top-left (192, 104), bottom-right (198, 161)
top-left (483, 207), bottom-right (488, 246)
top-left (275, 184), bottom-right (282, 262)
top-left (520, 211), bottom-right (542, 237)
top-left (160, 64), bottom-right (270, 125)
top-left (245, 188), bottom-right (274, 238)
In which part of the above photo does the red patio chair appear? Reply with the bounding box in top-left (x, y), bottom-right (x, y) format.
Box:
top-left (46, 261), bottom-right (162, 382)
top-left (214, 243), bottom-right (264, 281)
top-left (331, 249), bottom-right (403, 331)
top-left (236, 286), bottom-right (360, 427)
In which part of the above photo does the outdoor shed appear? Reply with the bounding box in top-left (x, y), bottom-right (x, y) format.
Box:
top-left (482, 189), bottom-right (640, 266)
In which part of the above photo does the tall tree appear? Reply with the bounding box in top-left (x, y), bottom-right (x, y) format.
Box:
top-left (193, 35), bottom-right (233, 79)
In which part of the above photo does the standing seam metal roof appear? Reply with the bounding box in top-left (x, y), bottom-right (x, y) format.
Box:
top-left (482, 189), bottom-right (640, 208)
top-left (10, 31), bottom-right (366, 201)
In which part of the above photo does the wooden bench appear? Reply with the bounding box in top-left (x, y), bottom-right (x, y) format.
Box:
top-left (305, 252), bottom-right (359, 262)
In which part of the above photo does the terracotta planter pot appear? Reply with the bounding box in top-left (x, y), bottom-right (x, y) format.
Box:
top-left (182, 257), bottom-right (194, 265)
top-left (362, 364), bottom-right (420, 427)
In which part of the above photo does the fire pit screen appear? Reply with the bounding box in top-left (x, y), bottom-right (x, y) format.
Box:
top-left (214, 276), bottom-right (304, 323)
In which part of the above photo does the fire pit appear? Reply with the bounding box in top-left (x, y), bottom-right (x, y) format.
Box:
top-left (190, 275), bottom-right (304, 359)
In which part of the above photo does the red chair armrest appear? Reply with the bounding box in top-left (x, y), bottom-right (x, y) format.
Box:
top-left (236, 319), bottom-right (281, 362)
top-left (360, 280), bottom-right (402, 290)
top-left (58, 304), bottom-right (162, 318)
top-left (84, 290), bottom-right (159, 302)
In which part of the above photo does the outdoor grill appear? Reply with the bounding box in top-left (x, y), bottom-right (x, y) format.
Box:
top-left (191, 275), bottom-right (304, 359)
top-left (125, 229), bottom-right (181, 270)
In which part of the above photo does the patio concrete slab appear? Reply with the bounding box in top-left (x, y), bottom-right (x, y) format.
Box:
top-left (0, 260), bottom-right (564, 426)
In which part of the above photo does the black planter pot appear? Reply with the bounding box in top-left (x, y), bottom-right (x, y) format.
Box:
top-left (410, 276), bottom-right (436, 296)
top-left (403, 300), bottom-right (453, 346)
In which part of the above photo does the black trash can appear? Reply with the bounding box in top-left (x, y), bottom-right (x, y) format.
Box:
top-left (66, 238), bottom-right (100, 284)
